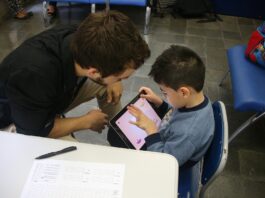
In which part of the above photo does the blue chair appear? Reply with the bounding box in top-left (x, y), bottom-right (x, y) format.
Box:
top-left (42, 0), bottom-right (91, 25)
top-left (220, 45), bottom-right (265, 143)
top-left (42, 0), bottom-right (151, 34)
top-left (178, 101), bottom-right (228, 198)
top-left (90, 0), bottom-right (151, 34)
top-left (199, 101), bottom-right (229, 198)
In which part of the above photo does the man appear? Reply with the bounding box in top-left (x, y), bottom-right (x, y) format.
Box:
top-left (0, 10), bottom-right (150, 145)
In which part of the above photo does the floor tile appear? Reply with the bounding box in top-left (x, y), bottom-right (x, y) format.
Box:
top-left (239, 150), bottom-right (265, 182)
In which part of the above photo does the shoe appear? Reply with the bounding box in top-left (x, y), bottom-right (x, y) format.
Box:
top-left (14, 11), bottom-right (33, 20)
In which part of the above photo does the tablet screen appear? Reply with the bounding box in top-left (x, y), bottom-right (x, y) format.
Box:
top-left (111, 96), bottom-right (161, 150)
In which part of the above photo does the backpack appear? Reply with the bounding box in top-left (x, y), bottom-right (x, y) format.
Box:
top-left (245, 22), bottom-right (265, 67)
top-left (172, 0), bottom-right (210, 18)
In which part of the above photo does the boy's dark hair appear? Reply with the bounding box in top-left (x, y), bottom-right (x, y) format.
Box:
top-left (149, 45), bottom-right (205, 92)
top-left (71, 10), bottom-right (150, 77)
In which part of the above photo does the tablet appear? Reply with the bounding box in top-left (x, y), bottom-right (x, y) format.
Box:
top-left (109, 94), bottom-right (162, 150)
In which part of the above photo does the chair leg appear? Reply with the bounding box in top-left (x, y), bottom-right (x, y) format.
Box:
top-left (144, 6), bottom-right (151, 35)
top-left (229, 112), bottom-right (265, 143)
top-left (42, 1), bottom-right (50, 27)
top-left (199, 187), bottom-right (206, 198)
top-left (91, 4), bottom-right (96, 13)
top-left (219, 70), bottom-right (230, 86)
top-left (105, 0), bottom-right (110, 11)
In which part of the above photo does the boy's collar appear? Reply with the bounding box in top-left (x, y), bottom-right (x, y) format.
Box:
top-left (178, 96), bottom-right (208, 112)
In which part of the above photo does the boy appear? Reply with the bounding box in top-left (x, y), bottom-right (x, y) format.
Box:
top-left (128, 45), bottom-right (214, 167)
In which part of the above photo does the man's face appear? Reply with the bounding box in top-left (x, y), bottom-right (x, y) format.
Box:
top-left (91, 68), bottom-right (136, 86)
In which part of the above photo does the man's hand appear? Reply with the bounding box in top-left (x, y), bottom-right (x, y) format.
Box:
top-left (139, 87), bottom-right (163, 107)
top-left (127, 104), bottom-right (158, 135)
top-left (106, 82), bottom-right (123, 104)
top-left (82, 109), bottom-right (108, 133)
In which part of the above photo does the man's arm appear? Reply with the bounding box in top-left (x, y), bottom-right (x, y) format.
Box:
top-left (48, 109), bottom-right (108, 138)
top-left (7, 68), bottom-right (108, 138)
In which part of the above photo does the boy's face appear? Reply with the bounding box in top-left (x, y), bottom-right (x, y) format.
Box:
top-left (159, 84), bottom-right (188, 109)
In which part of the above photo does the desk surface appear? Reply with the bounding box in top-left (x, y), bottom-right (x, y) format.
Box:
top-left (0, 132), bottom-right (178, 198)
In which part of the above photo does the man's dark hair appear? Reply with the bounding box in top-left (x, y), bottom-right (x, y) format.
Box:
top-left (149, 45), bottom-right (205, 92)
top-left (71, 10), bottom-right (150, 77)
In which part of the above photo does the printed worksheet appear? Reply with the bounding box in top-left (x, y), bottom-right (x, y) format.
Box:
top-left (21, 159), bottom-right (125, 198)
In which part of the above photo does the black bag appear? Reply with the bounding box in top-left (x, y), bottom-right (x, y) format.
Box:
top-left (172, 0), bottom-right (210, 17)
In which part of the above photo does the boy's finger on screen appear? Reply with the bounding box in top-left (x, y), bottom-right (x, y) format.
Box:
top-left (129, 120), bottom-right (138, 127)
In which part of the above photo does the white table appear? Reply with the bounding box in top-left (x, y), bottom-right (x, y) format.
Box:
top-left (0, 132), bottom-right (178, 198)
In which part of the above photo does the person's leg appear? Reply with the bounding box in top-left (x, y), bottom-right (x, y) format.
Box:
top-left (65, 78), bottom-right (127, 148)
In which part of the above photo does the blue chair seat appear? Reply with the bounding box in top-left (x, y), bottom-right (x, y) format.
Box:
top-left (228, 45), bottom-right (265, 112)
top-left (222, 45), bottom-right (265, 142)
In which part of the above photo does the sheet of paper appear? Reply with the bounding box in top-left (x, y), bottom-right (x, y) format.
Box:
top-left (20, 159), bottom-right (125, 198)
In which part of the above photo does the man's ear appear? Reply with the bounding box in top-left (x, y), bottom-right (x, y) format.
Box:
top-left (179, 87), bottom-right (190, 98)
top-left (85, 67), bottom-right (101, 79)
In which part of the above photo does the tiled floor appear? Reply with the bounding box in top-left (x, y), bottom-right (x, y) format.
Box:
top-left (1, 2), bottom-right (265, 197)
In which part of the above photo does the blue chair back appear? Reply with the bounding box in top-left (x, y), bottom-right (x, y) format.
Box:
top-left (199, 101), bottom-right (228, 198)
top-left (90, 0), bottom-right (147, 6)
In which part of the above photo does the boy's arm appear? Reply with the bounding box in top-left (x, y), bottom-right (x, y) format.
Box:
top-left (139, 87), bottom-right (170, 118)
top-left (139, 87), bottom-right (163, 107)
top-left (145, 132), bottom-right (195, 166)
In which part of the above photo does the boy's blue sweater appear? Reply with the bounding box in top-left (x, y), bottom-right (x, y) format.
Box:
top-left (145, 97), bottom-right (214, 166)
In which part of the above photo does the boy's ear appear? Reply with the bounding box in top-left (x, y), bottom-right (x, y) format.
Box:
top-left (179, 87), bottom-right (190, 98)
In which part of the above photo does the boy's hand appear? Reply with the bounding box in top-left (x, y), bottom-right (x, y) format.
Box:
top-left (127, 104), bottom-right (158, 135)
top-left (139, 87), bottom-right (163, 107)
top-left (107, 82), bottom-right (123, 104)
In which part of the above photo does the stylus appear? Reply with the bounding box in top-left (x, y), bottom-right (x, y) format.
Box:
top-left (35, 146), bottom-right (77, 159)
